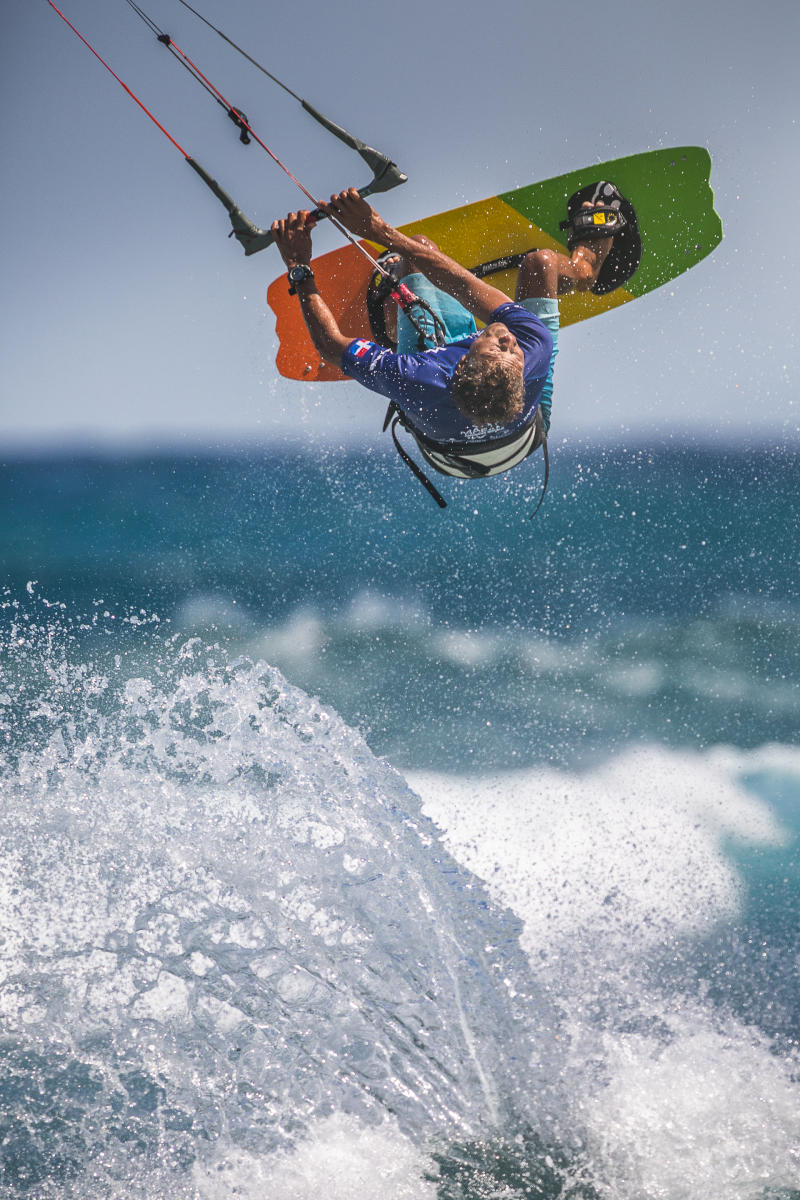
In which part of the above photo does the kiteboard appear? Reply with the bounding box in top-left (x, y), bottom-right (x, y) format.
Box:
top-left (267, 146), bottom-right (722, 383)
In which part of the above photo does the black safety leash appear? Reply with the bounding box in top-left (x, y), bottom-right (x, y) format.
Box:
top-left (390, 283), bottom-right (448, 351)
top-left (530, 433), bottom-right (549, 519)
top-left (382, 406), bottom-right (447, 509)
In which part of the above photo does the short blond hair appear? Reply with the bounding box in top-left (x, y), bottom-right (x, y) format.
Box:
top-left (451, 355), bottom-right (525, 428)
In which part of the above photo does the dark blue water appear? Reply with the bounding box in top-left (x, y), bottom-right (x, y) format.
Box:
top-left (3, 445), bottom-right (797, 768)
top-left (1, 445), bottom-right (798, 1198)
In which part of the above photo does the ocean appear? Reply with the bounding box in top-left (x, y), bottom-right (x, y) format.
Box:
top-left (1, 442), bottom-right (798, 1199)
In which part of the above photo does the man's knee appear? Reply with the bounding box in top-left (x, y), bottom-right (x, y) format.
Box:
top-left (517, 248), bottom-right (559, 299)
top-left (524, 248), bottom-right (558, 274)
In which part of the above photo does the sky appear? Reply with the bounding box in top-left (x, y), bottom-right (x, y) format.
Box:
top-left (1, 0), bottom-right (798, 451)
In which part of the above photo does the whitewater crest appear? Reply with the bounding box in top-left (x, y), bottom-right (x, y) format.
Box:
top-left (0, 621), bottom-right (553, 1195)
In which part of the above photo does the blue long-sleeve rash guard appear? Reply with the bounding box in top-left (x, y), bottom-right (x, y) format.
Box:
top-left (340, 302), bottom-right (553, 445)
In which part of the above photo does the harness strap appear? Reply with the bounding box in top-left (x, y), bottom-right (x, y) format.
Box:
top-left (529, 429), bottom-right (549, 519)
top-left (387, 416), bottom-right (448, 508)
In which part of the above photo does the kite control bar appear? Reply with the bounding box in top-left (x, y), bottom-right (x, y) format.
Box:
top-left (187, 152), bottom-right (407, 257)
top-left (49, 0), bottom-right (407, 268)
top-left (301, 99), bottom-right (409, 198)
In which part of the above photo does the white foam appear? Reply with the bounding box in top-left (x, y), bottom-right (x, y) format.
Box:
top-left (408, 744), bottom-right (800, 1200)
top-left (192, 1114), bottom-right (437, 1200)
top-left (408, 744), bottom-right (789, 962)
top-left (577, 1011), bottom-right (800, 1200)
top-left (344, 589), bottom-right (430, 632)
top-left (253, 605), bottom-right (329, 666)
top-left (175, 593), bottom-right (254, 632)
top-left (1, 651), bottom-right (550, 1192)
top-left (708, 740), bottom-right (800, 776)
top-left (130, 971), bottom-right (191, 1022)
top-left (433, 628), bottom-right (502, 668)
top-left (5, 611), bottom-right (799, 1200)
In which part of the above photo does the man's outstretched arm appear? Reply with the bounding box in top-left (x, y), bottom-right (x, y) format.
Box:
top-left (270, 210), bottom-right (352, 366)
top-left (320, 189), bottom-right (512, 324)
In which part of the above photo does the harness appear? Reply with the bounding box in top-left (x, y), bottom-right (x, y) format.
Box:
top-left (383, 402), bottom-right (549, 517)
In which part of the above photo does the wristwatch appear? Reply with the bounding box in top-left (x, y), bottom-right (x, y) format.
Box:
top-left (287, 264), bottom-right (314, 294)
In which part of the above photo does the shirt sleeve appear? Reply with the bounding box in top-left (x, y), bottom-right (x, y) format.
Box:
top-left (340, 339), bottom-right (408, 400)
top-left (341, 339), bottom-right (449, 409)
top-left (489, 303), bottom-right (553, 382)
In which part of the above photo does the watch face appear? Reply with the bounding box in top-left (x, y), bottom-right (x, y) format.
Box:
top-left (288, 265), bottom-right (312, 293)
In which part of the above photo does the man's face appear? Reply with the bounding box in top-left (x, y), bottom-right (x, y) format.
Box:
top-left (466, 324), bottom-right (525, 373)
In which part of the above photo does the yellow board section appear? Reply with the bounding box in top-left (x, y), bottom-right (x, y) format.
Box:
top-left (409, 195), bottom-right (560, 266)
top-left (267, 194), bottom-right (633, 381)
top-left (559, 284), bottom-right (633, 326)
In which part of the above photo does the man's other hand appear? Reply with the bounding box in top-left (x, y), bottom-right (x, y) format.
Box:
top-left (271, 210), bottom-right (316, 267)
top-left (320, 189), bottom-right (385, 241)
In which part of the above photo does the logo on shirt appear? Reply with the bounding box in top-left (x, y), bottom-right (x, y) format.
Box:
top-left (353, 340), bottom-right (374, 358)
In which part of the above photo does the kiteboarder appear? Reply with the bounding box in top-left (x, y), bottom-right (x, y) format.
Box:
top-left (271, 187), bottom-right (620, 507)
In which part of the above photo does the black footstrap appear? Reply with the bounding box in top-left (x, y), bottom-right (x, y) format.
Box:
top-left (561, 204), bottom-right (627, 242)
top-left (365, 252), bottom-right (404, 349)
top-left (559, 180), bottom-right (642, 295)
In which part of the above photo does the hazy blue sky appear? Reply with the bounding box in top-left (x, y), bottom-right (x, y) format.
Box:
top-left (2, 0), bottom-right (798, 450)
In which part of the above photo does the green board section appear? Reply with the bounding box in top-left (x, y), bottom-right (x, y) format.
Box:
top-left (499, 146), bottom-right (722, 296)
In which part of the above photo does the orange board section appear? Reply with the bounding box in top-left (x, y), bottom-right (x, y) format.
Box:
top-left (268, 244), bottom-right (377, 383)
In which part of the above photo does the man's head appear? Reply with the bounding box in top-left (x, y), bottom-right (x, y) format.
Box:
top-left (451, 324), bottom-right (525, 427)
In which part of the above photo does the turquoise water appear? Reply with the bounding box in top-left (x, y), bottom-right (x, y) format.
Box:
top-left (1, 445), bottom-right (798, 1197)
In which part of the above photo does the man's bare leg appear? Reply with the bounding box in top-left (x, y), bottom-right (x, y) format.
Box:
top-left (516, 204), bottom-right (616, 300)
